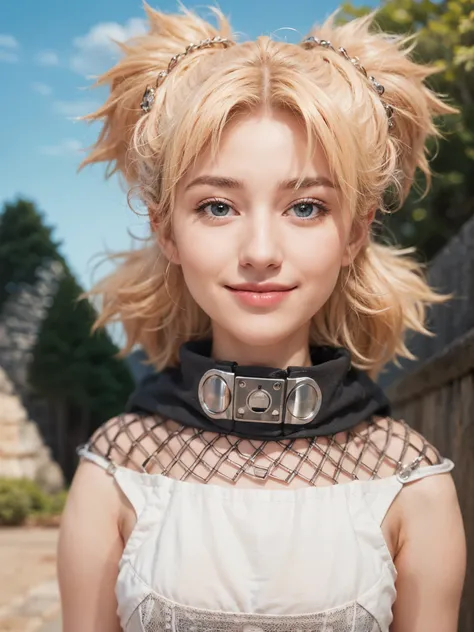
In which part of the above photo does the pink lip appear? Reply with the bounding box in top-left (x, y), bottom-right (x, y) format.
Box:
top-left (226, 284), bottom-right (296, 307)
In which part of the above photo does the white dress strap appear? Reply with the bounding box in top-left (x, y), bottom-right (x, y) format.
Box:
top-left (396, 457), bottom-right (455, 484)
top-left (77, 444), bottom-right (118, 475)
top-left (76, 444), bottom-right (147, 517)
top-left (364, 458), bottom-right (455, 526)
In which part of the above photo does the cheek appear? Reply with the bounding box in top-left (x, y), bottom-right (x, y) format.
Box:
top-left (173, 223), bottom-right (229, 295)
top-left (293, 225), bottom-right (347, 279)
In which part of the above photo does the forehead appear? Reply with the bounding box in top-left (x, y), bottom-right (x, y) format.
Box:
top-left (182, 109), bottom-right (334, 187)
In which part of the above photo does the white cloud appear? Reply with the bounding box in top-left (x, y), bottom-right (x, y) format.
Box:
top-left (71, 17), bottom-right (146, 77)
top-left (0, 34), bottom-right (19, 49)
top-left (53, 99), bottom-right (100, 118)
top-left (36, 50), bottom-right (59, 66)
top-left (0, 50), bottom-right (18, 63)
top-left (39, 138), bottom-right (83, 157)
top-left (32, 82), bottom-right (53, 96)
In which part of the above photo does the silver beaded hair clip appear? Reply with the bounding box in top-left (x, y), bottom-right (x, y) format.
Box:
top-left (140, 35), bottom-right (234, 113)
top-left (140, 34), bottom-right (394, 129)
top-left (301, 36), bottom-right (394, 128)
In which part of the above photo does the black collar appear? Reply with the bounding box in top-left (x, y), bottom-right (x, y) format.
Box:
top-left (126, 340), bottom-right (391, 440)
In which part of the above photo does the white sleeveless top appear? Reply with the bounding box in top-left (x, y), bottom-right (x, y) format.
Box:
top-left (78, 445), bottom-right (454, 632)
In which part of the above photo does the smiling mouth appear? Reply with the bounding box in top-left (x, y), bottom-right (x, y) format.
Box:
top-left (225, 285), bottom-right (297, 293)
top-left (224, 285), bottom-right (296, 307)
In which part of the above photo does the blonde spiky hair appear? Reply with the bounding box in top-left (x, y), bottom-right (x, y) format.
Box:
top-left (80, 4), bottom-right (456, 377)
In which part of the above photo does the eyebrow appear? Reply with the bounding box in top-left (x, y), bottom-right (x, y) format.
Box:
top-left (185, 175), bottom-right (338, 191)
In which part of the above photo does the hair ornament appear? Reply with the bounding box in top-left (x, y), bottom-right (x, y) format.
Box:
top-left (301, 36), bottom-right (394, 128)
top-left (140, 35), bottom-right (235, 113)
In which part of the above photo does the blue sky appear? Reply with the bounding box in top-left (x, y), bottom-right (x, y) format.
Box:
top-left (1, 0), bottom-right (377, 289)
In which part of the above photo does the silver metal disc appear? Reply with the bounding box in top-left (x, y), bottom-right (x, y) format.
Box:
top-left (201, 375), bottom-right (231, 414)
top-left (286, 382), bottom-right (320, 420)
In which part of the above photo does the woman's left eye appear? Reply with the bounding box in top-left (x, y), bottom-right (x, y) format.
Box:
top-left (287, 200), bottom-right (329, 220)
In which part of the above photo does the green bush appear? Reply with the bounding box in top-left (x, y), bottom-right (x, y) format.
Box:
top-left (11, 479), bottom-right (50, 512)
top-left (0, 480), bottom-right (31, 526)
top-left (45, 490), bottom-right (68, 516)
top-left (0, 478), bottom-right (67, 526)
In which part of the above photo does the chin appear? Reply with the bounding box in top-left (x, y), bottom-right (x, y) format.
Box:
top-left (223, 318), bottom-right (307, 349)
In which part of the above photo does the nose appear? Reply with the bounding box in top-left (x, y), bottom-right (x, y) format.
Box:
top-left (238, 211), bottom-right (283, 271)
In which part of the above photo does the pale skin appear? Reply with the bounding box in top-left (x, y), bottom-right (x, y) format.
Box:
top-left (58, 109), bottom-right (466, 631)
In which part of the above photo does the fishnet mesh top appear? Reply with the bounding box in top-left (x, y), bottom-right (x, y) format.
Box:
top-left (78, 414), bottom-right (454, 632)
top-left (84, 413), bottom-right (443, 487)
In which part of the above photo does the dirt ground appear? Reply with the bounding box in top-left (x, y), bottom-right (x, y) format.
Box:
top-left (0, 527), bottom-right (60, 632)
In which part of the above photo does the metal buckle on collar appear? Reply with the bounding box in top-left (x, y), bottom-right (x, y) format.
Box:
top-left (198, 369), bottom-right (322, 425)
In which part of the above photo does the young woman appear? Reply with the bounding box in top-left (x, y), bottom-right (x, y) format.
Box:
top-left (58, 5), bottom-right (466, 632)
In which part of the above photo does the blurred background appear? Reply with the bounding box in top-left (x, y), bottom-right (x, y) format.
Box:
top-left (0, 0), bottom-right (473, 630)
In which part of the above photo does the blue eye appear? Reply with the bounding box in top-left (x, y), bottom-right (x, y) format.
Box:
top-left (288, 200), bottom-right (329, 220)
top-left (198, 201), bottom-right (232, 217)
top-left (293, 202), bottom-right (315, 218)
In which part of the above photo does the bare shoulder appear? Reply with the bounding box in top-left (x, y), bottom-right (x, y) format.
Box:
top-left (369, 418), bottom-right (464, 571)
top-left (379, 420), bottom-right (467, 632)
top-left (376, 417), bottom-right (459, 526)
top-left (68, 414), bottom-right (148, 514)
top-left (65, 414), bottom-right (166, 553)
top-left (58, 417), bottom-right (140, 632)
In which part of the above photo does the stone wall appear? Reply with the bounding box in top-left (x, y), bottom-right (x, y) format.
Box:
top-left (0, 260), bottom-right (64, 491)
top-left (0, 367), bottom-right (64, 493)
top-left (0, 260), bottom-right (63, 396)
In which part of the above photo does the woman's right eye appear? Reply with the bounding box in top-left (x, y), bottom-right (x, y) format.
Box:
top-left (196, 200), bottom-right (234, 219)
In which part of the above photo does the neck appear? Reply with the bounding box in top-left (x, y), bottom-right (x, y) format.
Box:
top-left (211, 325), bottom-right (312, 369)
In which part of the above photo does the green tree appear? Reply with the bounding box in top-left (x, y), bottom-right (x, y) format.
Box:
top-left (0, 198), bottom-right (134, 463)
top-left (0, 199), bottom-right (62, 310)
top-left (339, 0), bottom-right (474, 259)
top-left (29, 269), bottom-right (134, 424)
